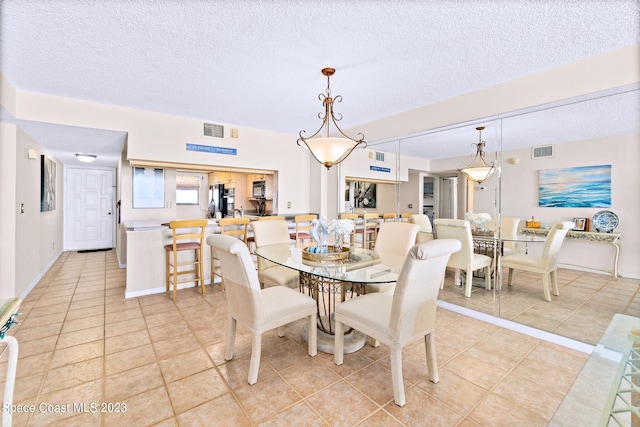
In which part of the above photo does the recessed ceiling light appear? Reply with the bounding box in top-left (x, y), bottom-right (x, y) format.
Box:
top-left (75, 153), bottom-right (97, 163)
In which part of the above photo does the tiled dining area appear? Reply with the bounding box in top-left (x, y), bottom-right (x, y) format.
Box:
top-left (0, 249), bottom-right (601, 426)
top-left (439, 267), bottom-right (640, 346)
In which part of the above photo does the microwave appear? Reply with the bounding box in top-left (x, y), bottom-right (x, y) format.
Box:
top-left (252, 180), bottom-right (266, 198)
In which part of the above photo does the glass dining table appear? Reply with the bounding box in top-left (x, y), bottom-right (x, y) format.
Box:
top-left (254, 243), bottom-right (399, 353)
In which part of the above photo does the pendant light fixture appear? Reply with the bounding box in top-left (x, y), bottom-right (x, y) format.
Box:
top-left (297, 67), bottom-right (366, 169)
top-left (460, 126), bottom-right (495, 183)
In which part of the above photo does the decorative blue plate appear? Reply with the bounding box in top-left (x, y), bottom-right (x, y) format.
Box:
top-left (592, 210), bottom-right (619, 233)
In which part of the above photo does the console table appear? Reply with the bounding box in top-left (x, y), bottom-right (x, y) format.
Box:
top-left (521, 228), bottom-right (621, 278)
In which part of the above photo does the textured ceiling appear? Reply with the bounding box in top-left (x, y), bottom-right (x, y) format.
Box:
top-left (1, 0), bottom-right (639, 167)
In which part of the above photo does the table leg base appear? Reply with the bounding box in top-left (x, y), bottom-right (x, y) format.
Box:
top-left (302, 327), bottom-right (366, 354)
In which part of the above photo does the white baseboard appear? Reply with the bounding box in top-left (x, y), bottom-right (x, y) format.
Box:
top-left (124, 279), bottom-right (214, 299)
top-left (437, 300), bottom-right (595, 354)
top-left (20, 250), bottom-right (63, 300)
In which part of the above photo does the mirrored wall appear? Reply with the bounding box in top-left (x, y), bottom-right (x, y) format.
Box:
top-left (341, 84), bottom-right (640, 345)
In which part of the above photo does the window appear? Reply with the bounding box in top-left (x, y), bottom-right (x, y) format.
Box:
top-left (176, 174), bottom-right (200, 205)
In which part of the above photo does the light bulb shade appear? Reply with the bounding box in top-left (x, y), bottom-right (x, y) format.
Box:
top-left (461, 165), bottom-right (495, 183)
top-left (75, 153), bottom-right (97, 163)
top-left (301, 137), bottom-right (363, 169)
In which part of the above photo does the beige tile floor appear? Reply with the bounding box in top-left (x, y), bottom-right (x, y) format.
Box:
top-left (439, 267), bottom-right (640, 345)
top-left (0, 250), bottom-right (597, 426)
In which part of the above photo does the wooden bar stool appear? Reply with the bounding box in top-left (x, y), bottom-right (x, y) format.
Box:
top-left (382, 213), bottom-right (398, 222)
top-left (400, 212), bottom-right (413, 222)
top-left (340, 213), bottom-right (358, 247)
top-left (290, 214), bottom-right (317, 246)
top-left (164, 219), bottom-right (208, 300)
top-left (356, 213), bottom-right (379, 250)
top-left (210, 217), bottom-right (250, 290)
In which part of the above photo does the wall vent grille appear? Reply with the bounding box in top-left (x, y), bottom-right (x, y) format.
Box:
top-left (532, 145), bottom-right (553, 159)
top-left (375, 152), bottom-right (385, 162)
top-left (203, 122), bottom-right (224, 138)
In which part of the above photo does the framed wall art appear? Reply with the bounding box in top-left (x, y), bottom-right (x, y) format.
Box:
top-left (538, 164), bottom-right (611, 208)
top-left (40, 155), bottom-right (56, 212)
top-left (353, 181), bottom-right (377, 208)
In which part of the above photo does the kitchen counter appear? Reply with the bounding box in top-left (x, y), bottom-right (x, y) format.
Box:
top-left (121, 214), bottom-right (319, 298)
top-left (122, 221), bottom-right (220, 298)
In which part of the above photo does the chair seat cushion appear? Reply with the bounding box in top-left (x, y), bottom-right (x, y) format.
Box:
top-left (470, 253), bottom-right (492, 269)
top-left (261, 286), bottom-right (316, 328)
top-left (262, 266), bottom-right (299, 289)
top-left (164, 242), bottom-right (201, 251)
top-left (501, 254), bottom-right (544, 272)
top-left (335, 293), bottom-right (393, 338)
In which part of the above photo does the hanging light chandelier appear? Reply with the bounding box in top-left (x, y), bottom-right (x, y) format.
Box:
top-left (297, 67), bottom-right (366, 169)
top-left (460, 126), bottom-right (495, 183)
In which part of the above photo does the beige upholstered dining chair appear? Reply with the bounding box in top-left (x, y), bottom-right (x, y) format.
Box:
top-left (411, 213), bottom-right (434, 243)
top-left (368, 222), bottom-right (420, 293)
top-left (208, 234), bottom-right (317, 385)
top-left (490, 216), bottom-right (521, 256)
top-left (251, 220), bottom-right (299, 289)
top-left (502, 221), bottom-right (574, 302)
top-left (334, 239), bottom-right (462, 407)
top-left (433, 218), bottom-right (492, 297)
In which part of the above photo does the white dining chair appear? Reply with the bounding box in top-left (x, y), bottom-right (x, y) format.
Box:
top-left (489, 216), bottom-right (521, 256)
top-left (411, 213), bottom-right (434, 243)
top-left (208, 234), bottom-right (317, 385)
top-left (251, 219), bottom-right (299, 289)
top-left (502, 221), bottom-right (574, 301)
top-left (433, 218), bottom-right (492, 297)
top-left (334, 239), bottom-right (462, 407)
top-left (369, 222), bottom-right (420, 293)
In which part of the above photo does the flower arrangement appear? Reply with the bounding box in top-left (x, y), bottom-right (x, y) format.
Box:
top-left (466, 212), bottom-right (491, 227)
top-left (327, 219), bottom-right (355, 236)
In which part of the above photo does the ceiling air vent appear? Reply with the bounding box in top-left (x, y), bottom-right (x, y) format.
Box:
top-left (203, 122), bottom-right (224, 138)
top-left (532, 145), bottom-right (553, 159)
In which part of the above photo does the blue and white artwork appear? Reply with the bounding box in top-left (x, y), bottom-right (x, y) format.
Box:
top-left (539, 165), bottom-right (611, 208)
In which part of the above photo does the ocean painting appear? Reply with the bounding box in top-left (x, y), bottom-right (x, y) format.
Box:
top-left (539, 165), bottom-right (611, 208)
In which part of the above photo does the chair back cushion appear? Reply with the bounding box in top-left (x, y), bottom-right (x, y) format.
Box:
top-left (251, 220), bottom-right (292, 276)
top-left (541, 221), bottom-right (574, 269)
top-left (389, 239), bottom-right (461, 344)
top-left (410, 214), bottom-right (433, 233)
top-left (375, 222), bottom-right (420, 270)
top-left (251, 220), bottom-right (291, 247)
top-left (433, 218), bottom-right (473, 268)
top-left (207, 234), bottom-right (265, 327)
top-left (499, 216), bottom-right (521, 251)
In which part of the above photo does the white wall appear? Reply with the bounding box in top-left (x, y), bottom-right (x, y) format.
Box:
top-left (432, 132), bottom-right (640, 278)
top-left (13, 129), bottom-right (64, 297)
top-left (13, 89), bottom-right (312, 224)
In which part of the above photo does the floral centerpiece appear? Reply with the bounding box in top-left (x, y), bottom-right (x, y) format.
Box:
top-left (327, 219), bottom-right (354, 250)
top-left (466, 212), bottom-right (491, 231)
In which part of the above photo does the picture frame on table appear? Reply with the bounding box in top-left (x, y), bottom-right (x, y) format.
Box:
top-left (572, 217), bottom-right (587, 231)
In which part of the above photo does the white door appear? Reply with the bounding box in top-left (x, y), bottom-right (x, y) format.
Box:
top-left (65, 168), bottom-right (115, 250)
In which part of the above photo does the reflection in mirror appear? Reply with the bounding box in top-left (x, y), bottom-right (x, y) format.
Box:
top-left (369, 86), bottom-right (640, 345)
